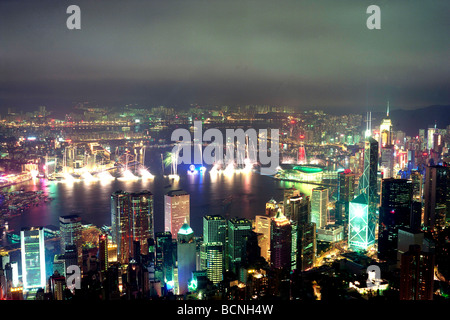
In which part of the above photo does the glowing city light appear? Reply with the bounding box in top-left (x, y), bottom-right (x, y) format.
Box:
top-left (140, 168), bottom-right (154, 179)
top-left (119, 169), bottom-right (138, 181)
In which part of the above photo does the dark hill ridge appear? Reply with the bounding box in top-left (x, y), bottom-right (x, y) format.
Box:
top-left (372, 105), bottom-right (450, 136)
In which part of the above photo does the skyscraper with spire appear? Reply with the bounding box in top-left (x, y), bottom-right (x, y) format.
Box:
top-left (379, 102), bottom-right (393, 149)
top-left (350, 112), bottom-right (378, 251)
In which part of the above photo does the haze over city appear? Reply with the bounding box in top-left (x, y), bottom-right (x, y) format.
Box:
top-left (0, 0), bottom-right (449, 112)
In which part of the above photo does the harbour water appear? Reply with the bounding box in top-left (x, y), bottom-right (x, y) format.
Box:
top-left (3, 151), bottom-right (318, 238)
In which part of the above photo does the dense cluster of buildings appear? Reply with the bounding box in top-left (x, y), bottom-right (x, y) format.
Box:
top-left (0, 104), bottom-right (449, 302)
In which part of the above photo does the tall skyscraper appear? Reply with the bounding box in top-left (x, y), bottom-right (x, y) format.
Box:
top-left (130, 191), bottom-right (155, 254)
top-left (351, 128), bottom-right (379, 252)
top-left (59, 215), bottom-right (82, 253)
top-left (378, 178), bottom-right (413, 262)
top-left (380, 145), bottom-right (395, 179)
top-left (311, 187), bottom-right (328, 228)
top-left (265, 198), bottom-right (279, 217)
top-left (111, 190), bottom-right (154, 264)
top-left (336, 170), bottom-right (355, 231)
top-left (424, 165), bottom-right (450, 229)
top-left (203, 215), bottom-right (227, 245)
top-left (199, 242), bottom-right (223, 285)
top-left (255, 215), bottom-right (271, 263)
top-left (20, 227), bottom-right (46, 292)
top-left (379, 102), bottom-right (393, 150)
top-left (155, 232), bottom-right (175, 288)
top-left (427, 125), bottom-right (437, 151)
top-left (289, 195), bottom-right (316, 272)
top-left (348, 194), bottom-right (375, 251)
top-left (98, 233), bottom-right (108, 273)
top-left (177, 220), bottom-right (196, 295)
top-left (359, 136), bottom-right (379, 207)
top-left (400, 244), bottom-right (435, 300)
top-left (165, 190), bottom-right (190, 239)
top-left (283, 187), bottom-right (300, 219)
top-left (227, 218), bottom-right (252, 275)
top-left (270, 210), bottom-right (292, 269)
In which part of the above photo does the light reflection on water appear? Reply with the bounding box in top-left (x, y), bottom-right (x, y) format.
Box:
top-left (4, 163), bottom-right (315, 237)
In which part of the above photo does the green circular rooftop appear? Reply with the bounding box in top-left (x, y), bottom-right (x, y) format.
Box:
top-left (292, 165), bottom-right (324, 173)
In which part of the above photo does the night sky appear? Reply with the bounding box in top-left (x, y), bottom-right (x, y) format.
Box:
top-left (0, 0), bottom-right (449, 113)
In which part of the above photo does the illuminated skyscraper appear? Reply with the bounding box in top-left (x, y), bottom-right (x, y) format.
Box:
top-left (427, 124), bottom-right (437, 151)
top-left (289, 195), bottom-right (316, 272)
top-left (265, 198), bottom-right (279, 217)
top-left (379, 102), bottom-right (393, 150)
top-left (424, 165), bottom-right (450, 229)
top-left (283, 187), bottom-right (300, 219)
top-left (336, 170), bottom-right (355, 230)
top-left (59, 215), bottom-right (83, 267)
top-left (130, 191), bottom-right (155, 254)
top-left (98, 233), bottom-right (108, 273)
top-left (255, 215), bottom-right (271, 263)
top-left (165, 190), bottom-right (190, 239)
top-left (177, 220), bottom-right (196, 295)
top-left (348, 194), bottom-right (375, 251)
top-left (203, 215), bottom-right (227, 274)
top-left (155, 232), bottom-right (175, 288)
top-left (111, 190), bottom-right (154, 264)
top-left (199, 242), bottom-right (223, 285)
top-left (378, 178), bottom-right (413, 262)
top-left (400, 244), bottom-right (435, 300)
top-left (270, 210), bottom-right (292, 269)
top-left (227, 218), bottom-right (252, 274)
top-left (380, 145), bottom-right (395, 178)
top-left (351, 123), bottom-right (379, 251)
top-left (203, 215), bottom-right (227, 245)
top-left (20, 227), bottom-right (46, 292)
top-left (311, 187), bottom-right (328, 228)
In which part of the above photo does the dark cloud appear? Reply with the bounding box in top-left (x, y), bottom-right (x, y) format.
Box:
top-left (0, 0), bottom-right (449, 112)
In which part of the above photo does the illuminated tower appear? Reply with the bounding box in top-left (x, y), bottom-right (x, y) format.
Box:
top-left (227, 218), bottom-right (252, 274)
top-left (130, 191), bottom-right (155, 255)
top-left (353, 116), bottom-right (379, 251)
top-left (378, 178), bottom-right (413, 262)
top-left (111, 190), bottom-right (154, 264)
top-left (20, 227), bottom-right (46, 292)
top-left (177, 220), bottom-right (196, 295)
top-left (336, 170), bottom-right (355, 230)
top-left (311, 187), bottom-right (329, 228)
top-left (289, 195), bottom-right (316, 272)
top-left (255, 215), bottom-right (271, 263)
top-left (400, 244), bottom-right (435, 300)
top-left (203, 215), bottom-right (227, 245)
top-left (199, 242), bottom-right (223, 285)
top-left (283, 187), bottom-right (300, 219)
top-left (98, 233), bottom-right (108, 273)
top-left (155, 232), bottom-right (175, 289)
top-left (380, 145), bottom-right (395, 178)
top-left (270, 210), bottom-right (292, 269)
top-left (59, 215), bottom-right (83, 267)
top-left (265, 198), bottom-right (279, 217)
top-left (348, 194), bottom-right (375, 251)
top-left (379, 102), bottom-right (393, 150)
top-left (111, 190), bottom-right (131, 264)
top-left (203, 214), bottom-right (227, 270)
top-left (297, 143), bottom-right (306, 164)
top-left (165, 190), bottom-right (190, 239)
top-left (424, 165), bottom-right (450, 229)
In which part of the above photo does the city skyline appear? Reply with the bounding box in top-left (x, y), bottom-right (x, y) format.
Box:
top-left (0, 0), bottom-right (449, 112)
top-left (0, 0), bottom-right (449, 308)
